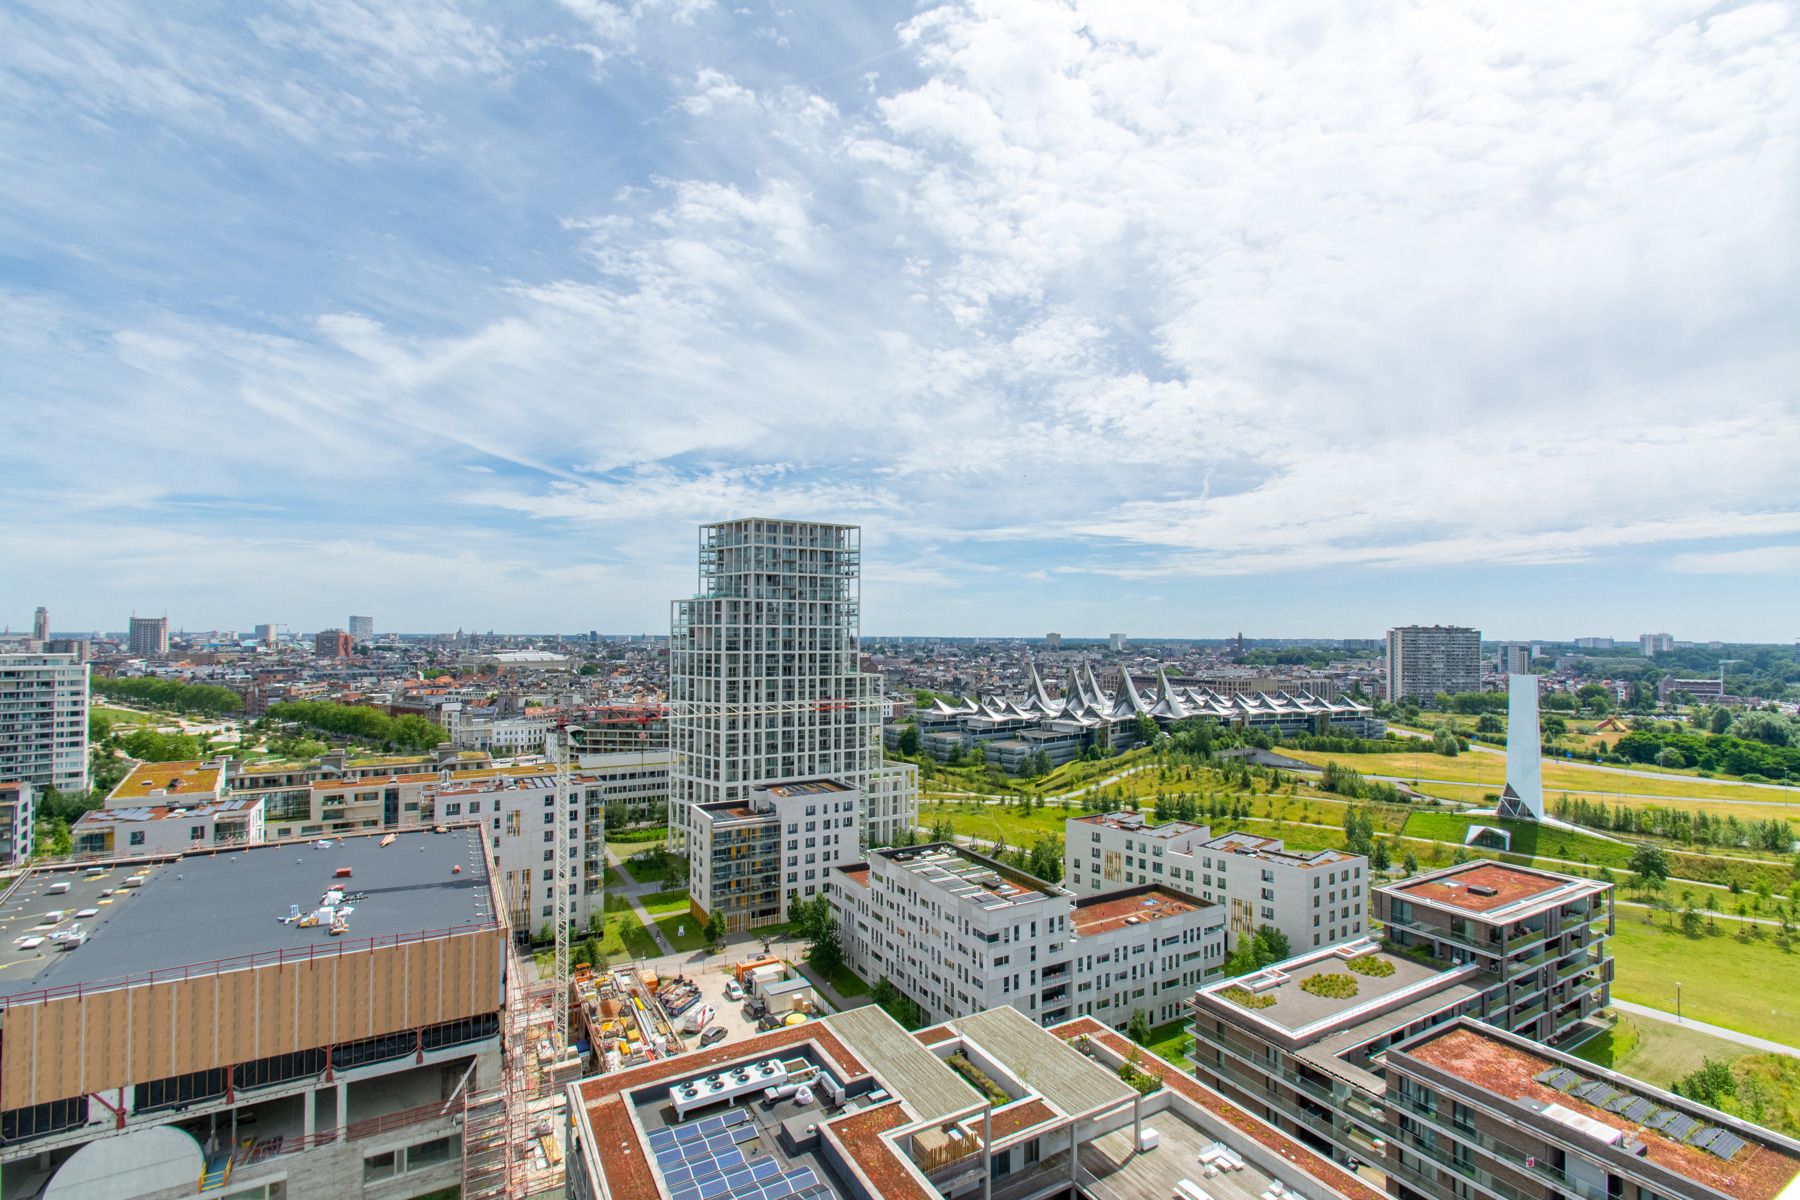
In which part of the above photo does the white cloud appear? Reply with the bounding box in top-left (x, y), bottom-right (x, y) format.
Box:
top-left (1667, 545), bottom-right (1800, 576)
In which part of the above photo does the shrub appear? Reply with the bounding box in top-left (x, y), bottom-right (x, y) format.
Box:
top-left (947, 1053), bottom-right (1009, 1106)
top-left (1345, 954), bottom-right (1395, 977)
top-left (1219, 986), bottom-right (1276, 1010)
top-left (1299, 973), bottom-right (1359, 999)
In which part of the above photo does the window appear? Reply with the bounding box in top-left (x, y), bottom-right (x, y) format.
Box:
top-left (407, 1135), bottom-right (459, 1169)
top-left (190, 825), bottom-right (206, 840)
top-left (365, 1151), bottom-right (399, 1182)
top-left (129, 830), bottom-right (146, 846)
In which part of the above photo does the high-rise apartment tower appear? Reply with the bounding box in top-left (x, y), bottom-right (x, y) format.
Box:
top-left (1384, 624), bottom-right (1481, 704)
top-left (32, 607), bottom-right (48, 644)
top-left (348, 614), bottom-right (374, 641)
top-left (668, 519), bottom-right (916, 875)
top-left (128, 615), bottom-right (169, 656)
top-left (0, 652), bottom-right (89, 793)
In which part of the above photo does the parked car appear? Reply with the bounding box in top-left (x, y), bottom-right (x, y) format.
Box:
top-left (700, 1025), bottom-right (729, 1046)
top-left (724, 980), bottom-right (744, 1002)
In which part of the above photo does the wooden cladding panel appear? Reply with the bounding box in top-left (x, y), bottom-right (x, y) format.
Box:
top-left (0, 929), bottom-right (502, 1111)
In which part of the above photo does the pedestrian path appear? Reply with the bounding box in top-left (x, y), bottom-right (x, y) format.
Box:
top-left (1611, 999), bottom-right (1799, 1058)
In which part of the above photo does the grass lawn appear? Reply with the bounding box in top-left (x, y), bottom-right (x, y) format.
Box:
top-left (640, 888), bottom-right (710, 952)
top-left (1143, 1019), bottom-right (1192, 1067)
top-left (1574, 1012), bottom-right (1800, 1137)
top-left (1608, 914), bottom-right (1800, 1046)
top-left (1574, 1013), bottom-right (1747, 1085)
top-left (93, 705), bottom-right (157, 725)
top-left (1280, 746), bottom-right (1800, 806)
top-left (818, 963), bottom-right (871, 998)
top-left (576, 909), bottom-right (661, 962)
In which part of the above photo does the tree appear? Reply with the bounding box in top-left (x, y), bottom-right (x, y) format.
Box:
top-left (704, 913), bottom-right (725, 949)
top-left (1127, 1008), bottom-right (1153, 1046)
top-left (807, 915), bottom-right (844, 977)
top-left (1025, 836), bottom-right (1063, 882)
top-left (1371, 838), bottom-right (1391, 872)
top-left (1673, 1059), bottom-right (1737, 1108)
top-left (896, 724), bottom-right (922, 756)
top-left (1431, 728), bottom-right (1461, 757)
top-left (1628, 844), bottom-right (1670, 893)
top-left (1135, 715), bottom-right (1160, 746)
top-left (1402, 851), bottom-right (1420, 876)
top-left (1253, 925), bottom-right (1290, 964)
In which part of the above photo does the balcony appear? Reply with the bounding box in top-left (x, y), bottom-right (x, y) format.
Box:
top-left (1389, 1095), bottom-right (1612, 1200)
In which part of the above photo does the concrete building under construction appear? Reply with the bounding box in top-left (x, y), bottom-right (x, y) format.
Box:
top-left (0, 829), bottom-right (506, 1200)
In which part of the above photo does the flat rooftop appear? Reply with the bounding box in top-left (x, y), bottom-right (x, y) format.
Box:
top-left (1200, 940), bottom-right (1475, 1039)
top-left (1074, 812), bottom-right (1208, 839)
top-left (106, 760), bottom-right (224, 803)
top-left (1390, 860), bottom-right (1600, 917)
top-left (1401, 1024), bottom-right (1800, 1200)
top-left (1205, 831), bottom-right (1357, 868)
top-left (0, 828), bottom-right (494, 1001)
top-left (877, 845), bottom-right (1061, 906)
top-left (754, 779), bottom-right (850, 797)
top-left (1071, 887), bottom-right (1208, 936)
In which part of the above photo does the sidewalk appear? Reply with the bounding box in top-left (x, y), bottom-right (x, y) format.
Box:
top-left (1611, 999), bottom-right (1800, 1058)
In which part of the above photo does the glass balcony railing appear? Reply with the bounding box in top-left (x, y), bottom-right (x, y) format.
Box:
top-left (1388, 1095), bottom-right (1613, 1200)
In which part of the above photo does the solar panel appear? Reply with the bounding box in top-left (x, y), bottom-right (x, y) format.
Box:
top-left (1618, 1097), bottom-right (1657, 1123)
top-left (1703, 1130), bottom-right (1748, 1160)
top-left (1535, 1067), bottom-right (1581, 1091)
top-left (732, 1124), bottom-right (759, 1144)
top-left (1646, 1108), bottom-right (1679, 1131)
top-left (1662, 1114), bottom-right (1702, 1141)
top-left (1573, 1081), bottom-right (1620, 1107)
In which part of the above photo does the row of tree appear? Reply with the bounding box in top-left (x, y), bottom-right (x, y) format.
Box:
top-left (1614, 729), bottom-right (1800, 781)
top-left (265, 701), bottom-right (447, 753)
top-left (1550, 796), bottom-right (1794, 852)
top-left (1318, 762), bottom-right (1404, 804)
top-left (93, 675), bottom-right (243, 716)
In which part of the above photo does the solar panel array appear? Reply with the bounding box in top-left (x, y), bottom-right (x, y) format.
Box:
top-left (1534, 1068), bottom-right (1748, 1159)
top-left (649, 1108), bottom-right (834, 1200)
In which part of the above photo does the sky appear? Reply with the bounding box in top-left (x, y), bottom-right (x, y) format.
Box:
top-left (1, 1), bottom-right (1797, 641)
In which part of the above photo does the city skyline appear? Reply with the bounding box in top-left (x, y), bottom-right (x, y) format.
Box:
top-left (3, 4), bottom-right (1797, 638)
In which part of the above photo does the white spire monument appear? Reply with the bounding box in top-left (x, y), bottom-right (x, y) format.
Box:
top-left (1496, 673), bottom-right (1545, 820)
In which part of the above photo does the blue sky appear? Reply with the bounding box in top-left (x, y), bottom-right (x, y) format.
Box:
top-left (2, 1), bottom-right (1797, 640)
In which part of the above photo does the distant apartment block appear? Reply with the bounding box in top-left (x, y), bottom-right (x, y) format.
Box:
top-left (127, 615), bottom-right (169, 656)
top-left (1064, 811), bottom-right (1368, 953)
top-left (347, 614), bottom-right (374, 641)
top-left (0, 781), bottom-right (33, 867)
top-left (828, 842), bottom-right (1224, 1030)
top-left (32, 607), bottom-right (48, 644)
top-left (0, 652), bottom-right (89, 794)
top-left (314, 629), bottom-right (354, 658)
top-left (668, 519), bottom-right (917, 909)
top-left (690, 779), bottom-right (861, 929)
top-left (1108, 632), bottom-right (1127, 651)
top-left (1188, 860), bottom-right (1614, 1174)
top-left (1495, 642), bottom-right (1531, 675)
top-left (1573, 636), bottom-right (1615, 650)
top-left (1385, 1019), bottom-right (1800, 1200)
top-left (1385, 624), bottom-right (1481, 703)
top-left (1640, 631), bottom-right (1676, 657)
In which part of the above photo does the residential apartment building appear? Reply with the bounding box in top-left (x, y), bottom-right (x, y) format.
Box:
top-left (32, 607), bottom-right (48, 644)
top-left (0, 781), bottom-right (32, 867)
top-left (348, 614), bottom-right (374, 641)
top-left (1188, 860), bottom-right (1614, 1173)
top-left (1385, 1019), bottom-right (1800, 1200)
top-left (828, 843), bottom-right (1224, 1030)
top-left (689, 778), bottom-right (862, 929)
top-left (128, 615), bottom-right (170, 656)
top-left (314, 629), bottom-right (354, 658)
top-left (1385, 624), bottom-right (1481, 703)
top-left (0, 651), bottom-right (89, 794)
top-left (667, 518), bottom-right (916, 899)
top-left (0, 831), bottom-right (504, 1200)
top-left (1494, 642), bottom-right (1531, 675)
top-left (1064, 812), bottom-right (1369, 953)
top-left (1640, 632), bottom-right (1676, 657)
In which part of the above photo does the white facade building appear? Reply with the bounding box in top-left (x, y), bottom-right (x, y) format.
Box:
top-left (667, 519), bottom-right (916, 879)
top-left (0, 652), bottom-right (89, 794)
top-left (348, 614), bottom-right (374, 641)
top-left (689, 778), bottom-right (862, 930)
top-left (827, 843), bottom-right (1224, 1030)
top-left (1064, 812), bottom-right (1368, 953)
top-left (0, 781), bottom-right (33, 867)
